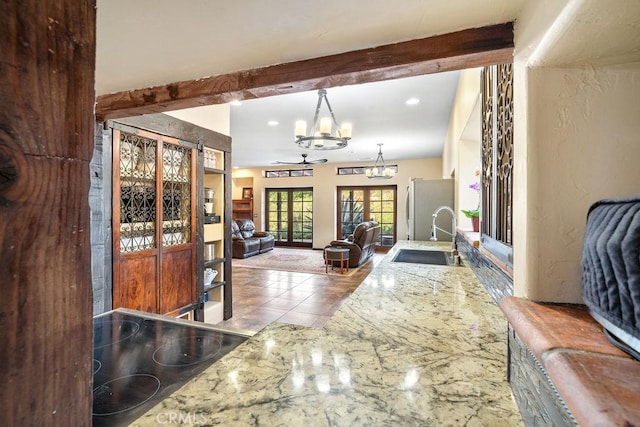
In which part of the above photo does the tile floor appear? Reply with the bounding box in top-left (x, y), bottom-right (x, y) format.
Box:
top-left (215, 253), bottom-right (383, 334)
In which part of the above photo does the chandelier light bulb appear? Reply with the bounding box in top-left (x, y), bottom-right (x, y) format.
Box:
top-left (319, 117), bottom-right (332, 135)
top-left (295, 120), bottom-right (307, 138)
top-left (340, 122), bottom-right (352, 139)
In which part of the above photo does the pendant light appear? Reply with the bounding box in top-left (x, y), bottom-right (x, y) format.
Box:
top-left (294, 89), bottom-right (352, 150)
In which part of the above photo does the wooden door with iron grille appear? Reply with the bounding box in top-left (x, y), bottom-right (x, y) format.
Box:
top-left (112, 127), bottom-right (197, 315)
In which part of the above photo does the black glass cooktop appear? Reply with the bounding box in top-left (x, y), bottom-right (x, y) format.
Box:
top-left (92, 310), bottom-right (247, 426)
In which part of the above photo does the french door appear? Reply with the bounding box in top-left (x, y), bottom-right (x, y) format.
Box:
top-left (266, 188), bottom-right (313, 247)
top-left (337, 186), bottom-right (397, 247)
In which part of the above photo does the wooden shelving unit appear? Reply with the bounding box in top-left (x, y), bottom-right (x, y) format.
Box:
top-left (203, 147), bottom-right (228, 324)
top-left (232, 199), bottom-right (253, 220)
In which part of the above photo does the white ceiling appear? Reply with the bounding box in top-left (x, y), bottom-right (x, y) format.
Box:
top-left (96, 0), bottom-right (524, 167)
top-left (227, 72), bottom-right (461, 168)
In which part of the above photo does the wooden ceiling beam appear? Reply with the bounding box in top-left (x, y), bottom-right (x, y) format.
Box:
top-left (96, 22), bottom-right (513, 121)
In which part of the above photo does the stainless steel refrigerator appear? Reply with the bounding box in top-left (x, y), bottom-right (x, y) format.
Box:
top-left (406, 178), bottom-right (455, 241)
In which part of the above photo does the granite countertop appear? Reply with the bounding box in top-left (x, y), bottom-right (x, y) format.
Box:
top-left (133, 241), bottom-right (523, 426)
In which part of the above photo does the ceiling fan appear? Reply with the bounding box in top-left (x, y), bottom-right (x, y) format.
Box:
top-left (273, 153), bottom-right (328, 167)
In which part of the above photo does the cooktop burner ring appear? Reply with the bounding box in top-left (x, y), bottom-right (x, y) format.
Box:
top-left (93, 359), bottom-right (101, 375)
top-left (92, 374), bottom-right (161, 417)
top-left (93, 319), bottom-right (141, 349)
top-left (152, 335), bottom-right (223, 367)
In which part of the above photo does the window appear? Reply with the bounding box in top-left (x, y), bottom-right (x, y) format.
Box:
top-left (337, 165), bottom-right (398, 175)
top-left (265, 168), bottom-right (313, 178)
top-left (337, 186), bottom-right (397, 247)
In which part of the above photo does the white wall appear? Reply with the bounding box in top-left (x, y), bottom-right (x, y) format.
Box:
top-left (513, 0), bottom-right (640, 303)
top-left (443, 68), bottom-right (482, 176)
top-left (443, 68), bottom-right (482, 228)
top-left (458, 138), bottom-right (481, 230)
top-left (233, 158), bottom-right (443, 249)
top-left (166, 104), bottom-right (231, 136)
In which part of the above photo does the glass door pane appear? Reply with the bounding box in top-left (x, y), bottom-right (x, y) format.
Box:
top-left (369, 187), bottom-right (396, 246)
top-left (291, 190), bottom-right (313, 243)
top-left (338, 189), bottom-right (364, 239)
top-left (267, 190), bottom-right (288, 242)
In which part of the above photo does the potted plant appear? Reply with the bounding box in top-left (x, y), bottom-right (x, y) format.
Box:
top-left (462, 207), bottom-right (480, 232)
top-left (462, 176), bottom-right (481, 232)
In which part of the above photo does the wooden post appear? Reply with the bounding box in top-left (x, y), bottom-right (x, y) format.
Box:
top-left (0, 0), bottom-right (96, 424)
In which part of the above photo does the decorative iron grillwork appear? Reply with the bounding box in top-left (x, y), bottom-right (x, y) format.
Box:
top-left (481, 67), bottom-right (494, 237)
top-left (162, 142), bottom-right (191, 246)
top-left (496, 64), bottom-right (513, 245)
top-left (481, 64), bottom-right (514, 247)
top-left (119, 132), bottom-right (156, 253)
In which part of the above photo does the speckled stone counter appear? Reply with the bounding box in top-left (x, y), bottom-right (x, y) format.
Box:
top-left (132, 241), bottom-right (523, 426)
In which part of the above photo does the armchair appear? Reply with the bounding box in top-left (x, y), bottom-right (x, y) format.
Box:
top-left (326, 221), bottom-right (380, 268)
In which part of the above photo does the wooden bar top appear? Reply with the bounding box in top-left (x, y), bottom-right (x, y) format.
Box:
top-left (501, 297), bottom-right (640, 426)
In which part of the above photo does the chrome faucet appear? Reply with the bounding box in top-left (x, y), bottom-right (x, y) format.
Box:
top-left (430, 206), bottom-right (457, 252)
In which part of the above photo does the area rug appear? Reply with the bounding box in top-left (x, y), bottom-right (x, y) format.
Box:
top-left (232, 247), bottom-right (361, 276)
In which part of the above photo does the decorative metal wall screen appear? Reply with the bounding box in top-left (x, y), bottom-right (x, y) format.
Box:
top-left (496, 64), bottom-right (514, 244)
top-left (481, 67), bottom-right (494, 237)
top-left (481, 64), bottom-right (514, 247)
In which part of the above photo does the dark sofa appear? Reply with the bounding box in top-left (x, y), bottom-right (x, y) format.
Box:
top-left (231, 219), bottom-right (275, 259)
top-left (325, 221), bottom-right (380, 268)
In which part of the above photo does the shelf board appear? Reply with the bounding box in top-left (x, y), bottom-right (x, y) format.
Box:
top-left (204, 281), bottom-right (225, 292)
top-left (204, 167), bottom-right (224, 174)
top-left (204, 258), bottom-right (225, 267)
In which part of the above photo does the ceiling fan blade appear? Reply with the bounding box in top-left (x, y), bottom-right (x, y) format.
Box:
top-left (306, 158), bottom-right (328, 164)
top-left (273, 154), bottom-right (327, 165)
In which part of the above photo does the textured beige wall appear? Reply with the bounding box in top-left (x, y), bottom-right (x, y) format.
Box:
top-left (515, 64), bottom-right (640, 303)
top-left (513, 0), bottom-right (640, 303)
top-left (233, 158), bottom-right (443, 249)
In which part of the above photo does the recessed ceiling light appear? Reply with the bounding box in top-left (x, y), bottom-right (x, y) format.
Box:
top-left (230, 100), bottom-right (242, 106)
top-left (267, 120), bottom-right (279, 126)
top-left (405, 97), bottom-right (420, 105)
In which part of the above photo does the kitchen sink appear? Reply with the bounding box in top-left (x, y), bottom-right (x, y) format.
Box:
top-left (391, 249), bottom-right (458, 266)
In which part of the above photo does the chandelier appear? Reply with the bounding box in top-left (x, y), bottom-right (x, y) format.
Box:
top-left (366, 143), bottom-right (395, 179)
top-left (294, 89), bottom-right (352, 150)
